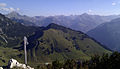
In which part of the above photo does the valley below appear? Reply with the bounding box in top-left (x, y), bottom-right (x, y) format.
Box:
top-left (0, 13), bottom-right (112, 69)
top-left (0, 12), bottom-right (120, 69)
top-left (1, 0), bottom-right (120, 69)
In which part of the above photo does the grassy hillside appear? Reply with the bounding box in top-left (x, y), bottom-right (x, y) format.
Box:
top-left (25, 23), bottom-right (111, 64)
top-left (0, 13), bottom-right (38, 48)
top-left (0, 47), bottom-right (24, 66)
top-left (0, 13), bottom-right (111, 67)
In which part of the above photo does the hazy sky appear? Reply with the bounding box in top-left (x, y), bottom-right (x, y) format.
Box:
top-left (0, 0), bottom-right (120, 16)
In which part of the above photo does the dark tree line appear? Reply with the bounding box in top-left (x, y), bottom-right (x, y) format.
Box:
top-left (37, 52), bottom-right (120, 69)
top-left (89, 52), bottom-right (120, 69)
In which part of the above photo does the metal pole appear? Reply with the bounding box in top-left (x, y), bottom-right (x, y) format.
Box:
top-left (24, 36), bottom-right (27, 65)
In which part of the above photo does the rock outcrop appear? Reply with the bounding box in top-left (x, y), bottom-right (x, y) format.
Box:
top-left (8, 58), bottom-right (34, 69)
top-left (0, 67), bottom-right (3, 69)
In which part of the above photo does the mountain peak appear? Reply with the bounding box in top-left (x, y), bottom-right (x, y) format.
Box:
top-left (47, 23), bottom-right (67, 29)
top-left (47, 23), bottom-right (59, 27)
top-left (9, 11), bottom-right (20, 15)
top-left (81, 13), bottom-right (89, 16)
top-left (6, 11), bottom-right (21, 18)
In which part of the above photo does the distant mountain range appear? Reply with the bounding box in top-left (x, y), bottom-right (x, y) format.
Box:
top-left (0, 13), bottom-right (111, 66)
top-left (6, 12), bottom-right (120, 32)
top-left (87, 18), bottom-right (120, 51)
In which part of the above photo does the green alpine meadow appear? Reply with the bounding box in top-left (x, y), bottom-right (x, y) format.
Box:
top-left (0, 13), bottom-right (111, 68)
top-left (1, 0), bottom-right (120, 69)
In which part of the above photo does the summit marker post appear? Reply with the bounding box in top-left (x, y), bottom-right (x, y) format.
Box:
top-left (24, 36), bottom-right (28, 65)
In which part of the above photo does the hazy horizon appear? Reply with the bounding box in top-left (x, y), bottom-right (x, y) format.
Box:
top-left (0, 0), bottom-right (120, 16)
top-left (4, 11), bottom-right (120, 17)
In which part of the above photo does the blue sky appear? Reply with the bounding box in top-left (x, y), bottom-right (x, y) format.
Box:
top-left (0, 0), bottom-right (120, 16)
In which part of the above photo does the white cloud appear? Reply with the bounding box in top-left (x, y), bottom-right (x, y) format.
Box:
top-left (0, 7), bottom-right (9, 11)
top-left (9, 7), bottom-right (15, 11)
top-left (88, 9), bottom-right (92, 13)
top-left (0, 7), bottom-right (20, 12)
top-left (112, 2), bottom-right (116, 6)
top-left (0, 2), bottom-right (20, 13)
top-left (16, 8), bottom-right (20, 11)
top-left (0, 3), bottom-right (7, 7)
top-left (87, 9), bottom-right (96, 15)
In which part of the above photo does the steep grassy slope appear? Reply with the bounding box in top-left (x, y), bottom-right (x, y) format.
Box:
top-left (0, 13), bottom-right (38, 48)
top-left (0, 13), bottom-right (111, 67)
top-left (0, 47), bottom-right (24, 66)
top-left (0, 13), bottom-right (39, 66)
top-left (25, 23), bottom-right (111, 65)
